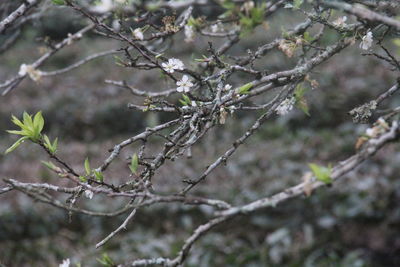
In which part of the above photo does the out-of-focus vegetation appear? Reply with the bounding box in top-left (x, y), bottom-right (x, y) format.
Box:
top-left (1, 0), bottom-right (400, 266)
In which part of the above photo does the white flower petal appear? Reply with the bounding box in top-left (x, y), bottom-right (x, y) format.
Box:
top-left (84, 190), bottom-right (94, 199)
top-left (224, 84), bottom-right (232, 91)
top-left (59, 258), bottom-right (70, 267)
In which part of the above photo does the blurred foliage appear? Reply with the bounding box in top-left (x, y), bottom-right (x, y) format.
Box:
top-left (1, 1), bottom-right (400, 266)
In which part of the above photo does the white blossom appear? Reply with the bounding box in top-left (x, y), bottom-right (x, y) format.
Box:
top-left (59, 258), bottom-right (70, 267)
top-left (377, 117), bottom-right (387, 125)
top-left (210, 22), bottom-right (223, 33)
top-left (18, 64), bottom-right (42, 82)
top-left (84, 190), bottom-right (94, 199)
top-left (365, 127), bottom-right (376, 137)
top-left (275, 97), bottom-right (295, 115)
top-left (112, 20), bottom-right (121, 32)
top-left (332, 16), bottom-right (347, 27)
top-left (360, 31), bottom-right (373, 50)
top-left (92, 0), bottom-right (113, 13)
top-left (219, 106), bottom-right (228, 124)
top-left (176, 75), bottom-right (193, 93)
top-left (184, 25), bottom-right (195, 43)
top-left (132, 28), bottom-right (144, 40)
top-left (18, 64), bottom-right (28, 76)
top-left (162, 58), bottom-right (184, 73)
top-left (224, 84), bottom-right (232, 91)
top-left (229, 106), bottom-right (236, 115)
top-left (191, 101), bottom-right (197, 107)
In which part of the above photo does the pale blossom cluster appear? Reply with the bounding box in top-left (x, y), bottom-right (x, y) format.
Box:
top-left (162, 58), bottom-right (184, 73)
top-left (210, 22), bottom-right (223, 33)
top-left (176, 75), bottom-right (193, 93)
top-left (365, 118), bottom-right (389, 138)
top-left (278, 40), bottom-right (296, 58)
top-left (332, 16), bottom-right (347, 27)
top-left (224, 84), bottom-right (232, 91)
top-left (91, 0), bottom-right (113, 13)
top-left (275, 97), bottom-right (296, 115)
top-left (18, 64), bottom-right (42, 82)
top-left (184, 25), bottom-right (195, 43)
top-left (360, 31), bottom-right (373, 50)
top-left (132, 28), bottom-right (144, 40)
top-left (219, 106), bottom-right (228, 124)
top-left (84, 189), bottom-right (94, 199)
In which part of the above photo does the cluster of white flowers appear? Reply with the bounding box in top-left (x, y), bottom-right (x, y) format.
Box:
top-left (184, 25), bottom-right (195, 43)
top-left (365, 118), bottom-right (388, 138)
top-left (162, 58), bottom-right (184, 73)
top-left (132, 28), bottom-right (144, 40)
top-left (59, 258), bottom-right (70, 267)
top-left (219, 106), bottom-right (228, 124)
top-left (210, 22), bottom-right (223, 33)
top-left (84, 189), bottom-right (94, 199)
top-left (332, 16), bottom-right (347, 27)
top-left (18, 64), bottom-right (42, 82)
top-left (275, 97), bottom-right (296, 115)
top-left (360, 31), bottom-right (373, 50)
top-left (176, 75), bottom-right (193, 93)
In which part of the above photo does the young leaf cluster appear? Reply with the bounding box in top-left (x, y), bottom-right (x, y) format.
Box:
top-left (239, 4), bottom-right (266, 36)
top-left (179, 94), bottom-right (192, 106)
top-left (81, 158), bottom-right (104, 182)
top-left (129, 153), bottom-right (139, 174)
top-left (6, 111), bottom-right (44, 154)
top-left (308, 163), bottom-right (333, 184)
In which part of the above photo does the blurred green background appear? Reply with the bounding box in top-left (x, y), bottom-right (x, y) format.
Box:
top-left (1, 2), bottom-right (400, 266)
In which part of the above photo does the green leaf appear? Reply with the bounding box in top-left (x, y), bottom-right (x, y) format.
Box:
top-left (52, 0), bottom-right (65, 5)
top-left (303, 31), bottom-right (314, 43)
top-left (33, 111), bottom-right (44, 138)
top-left (94, 170), bottom-right (104, 182)
top-left (293, 0), bottom-right (304, 9)
top-left (294, 85), bottom-right (310, 116)
top-left (43, 134), bottom-right (51, 145)
top-left (52, 138), bottom-right (58, 153)
top-left (11, 115), bottom-right (27, 130)
top-left (179, 94), bottom-right (191, 106)
top-left (182, 94), bottom-right (191, 103)
top-left (79, 176), bottom-right (87, 182)
top-left (393, 38), bottom-right (400, 47)
top-left (5, 136), bottom-right (29, 154)
top-left (97, 253), bottom-right (115, 266)
top-left (308, 163), bottom-right (333, 184)
top-left (220, 0), bottom-right (235, 11)
top-left (187, 16), bottom-right (203, 28)
top-left (6, 130), bottom-right (26, 135)
top-left (250, 5), bottom-right (265, 25)
top-left (84, 158), bottom-right (91, 175)
top-left (23, 112), bottom-right (34, 130)
top-left (43, 135), bottom-right (58, 154)
top-left (296, 98), bottom-right (310, 116)
top-left (236, 82), bottom-right (253, 94)
top-left (41, 160), bottom-right (57, 170)
top-left (129, 153), bottom-right (139, 174)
